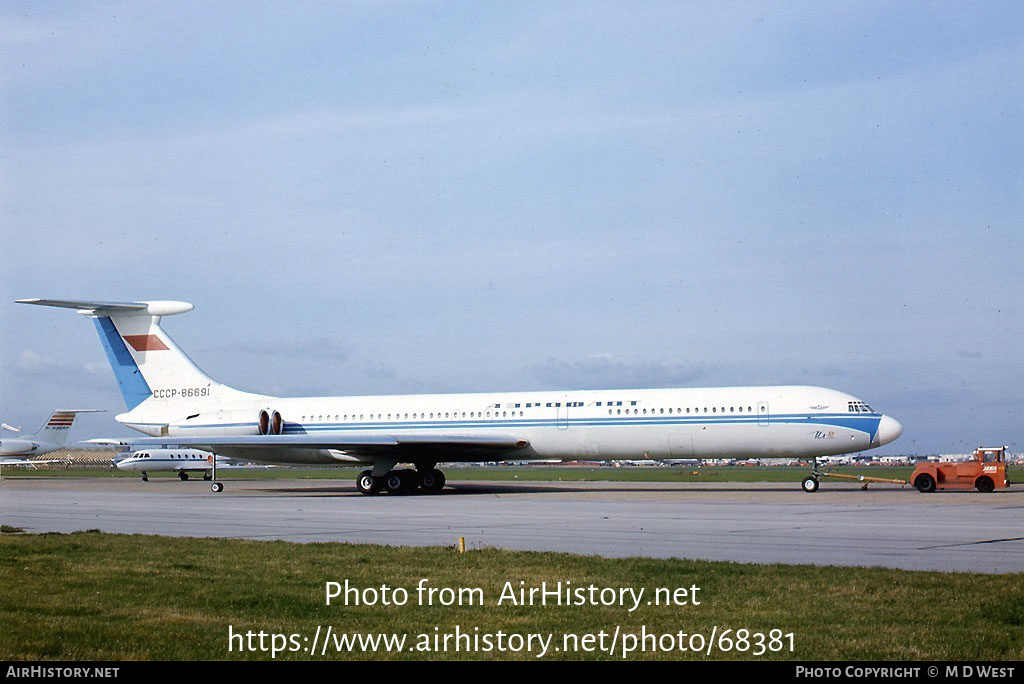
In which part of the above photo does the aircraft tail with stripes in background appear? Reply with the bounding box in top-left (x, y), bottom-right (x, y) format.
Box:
top-left (0, 409), bottom-right (103, 461)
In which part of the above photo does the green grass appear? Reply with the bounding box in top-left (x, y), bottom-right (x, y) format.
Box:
top-left (1, 531), bottom-right (1021, 661)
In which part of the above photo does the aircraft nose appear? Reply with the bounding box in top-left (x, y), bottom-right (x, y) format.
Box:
top-left (876, 415), bottom-right (903, 446)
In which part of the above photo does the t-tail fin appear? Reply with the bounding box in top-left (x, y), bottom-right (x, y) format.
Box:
top-left (29, 409), bottom-right (103, 445)
top-left (17, 299), bottom-right (257, 410)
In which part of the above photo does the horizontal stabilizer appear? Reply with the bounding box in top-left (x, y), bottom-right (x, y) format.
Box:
top-left (17, 299), bottom-right (193, 316)
top-left (17, 299), bottom-right (147, 312)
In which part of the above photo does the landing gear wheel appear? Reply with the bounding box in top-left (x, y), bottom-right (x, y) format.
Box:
top-left (356, 470), bottom-right (383, 495)
top-left (179, 471), bottom-right (189, 481)
top-left (914, 474), bottom-right (936, 493)
top-left (384, 470), bottom-right (419, 494)
top-left (384, 471), bottom-right (407, 495)
top-left (211, 482), bottom-right (224, 493)
top-left (203, 472), bottom-right (212, 481)
top-left (975, 476), bottom-right (994, 493)
top-left (419, 469), bottom-right (446, 493)
top-left (141, 472), bottom-right (148, 482)
top-left (801, 476), bottom-right (819, 493)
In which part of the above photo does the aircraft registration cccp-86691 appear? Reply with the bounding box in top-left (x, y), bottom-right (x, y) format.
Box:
top-left (18, 299), bottom-right (902, 495)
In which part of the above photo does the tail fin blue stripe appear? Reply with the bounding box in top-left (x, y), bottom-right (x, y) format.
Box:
top-left (93, 317), bottom-right (151, 409)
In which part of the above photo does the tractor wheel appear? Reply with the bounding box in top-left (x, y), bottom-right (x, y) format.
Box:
top-left (914, 473), bottom-right (936, 493)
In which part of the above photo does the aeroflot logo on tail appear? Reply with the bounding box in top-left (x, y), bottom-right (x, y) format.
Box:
top-left (123, 335), bottom-right (169, 351)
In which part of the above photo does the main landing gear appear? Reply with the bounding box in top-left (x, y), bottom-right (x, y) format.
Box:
top-left (356, 467), bottom-right (447, 496)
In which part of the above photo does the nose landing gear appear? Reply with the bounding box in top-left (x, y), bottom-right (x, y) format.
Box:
top-left (801, 458), bottom-right (820, 493)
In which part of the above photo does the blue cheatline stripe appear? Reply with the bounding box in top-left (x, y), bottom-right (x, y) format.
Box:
top-left (176, 413), bottom-right (882, 440)
top-left (93, 317), bottom-right (152, 410)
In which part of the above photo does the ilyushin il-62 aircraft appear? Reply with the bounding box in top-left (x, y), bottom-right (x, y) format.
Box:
top-left (18, 299), bottom-right (902, 495)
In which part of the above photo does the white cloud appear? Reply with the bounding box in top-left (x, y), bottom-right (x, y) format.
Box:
top-left (16, 349), bottom-right (102, 376)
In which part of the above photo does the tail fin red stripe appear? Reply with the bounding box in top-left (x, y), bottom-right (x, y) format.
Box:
top-left (123, 334), bottom-right (169, 352)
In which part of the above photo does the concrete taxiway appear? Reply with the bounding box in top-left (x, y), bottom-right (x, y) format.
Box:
top-left (2, 477), bottom-right (1022, 573)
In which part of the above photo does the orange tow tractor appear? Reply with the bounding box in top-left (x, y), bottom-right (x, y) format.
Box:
top-left (910, 446), bottom-right (1011, 493)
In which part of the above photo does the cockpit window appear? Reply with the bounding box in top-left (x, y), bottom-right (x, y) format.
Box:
top-left (848, 401), bottom-right (874, 413)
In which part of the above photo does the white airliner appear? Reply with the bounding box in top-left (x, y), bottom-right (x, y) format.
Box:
top-left (18, 299), bottom-right (902, 495)
top-left (0, 409), bottom-right (101, 467)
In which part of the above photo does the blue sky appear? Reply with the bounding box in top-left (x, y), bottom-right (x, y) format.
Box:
top-left (1, 2), bottom-right (1021, 454)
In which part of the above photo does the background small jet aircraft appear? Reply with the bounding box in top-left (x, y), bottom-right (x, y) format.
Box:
top-left (112, 447), bottom-right (246, 482)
